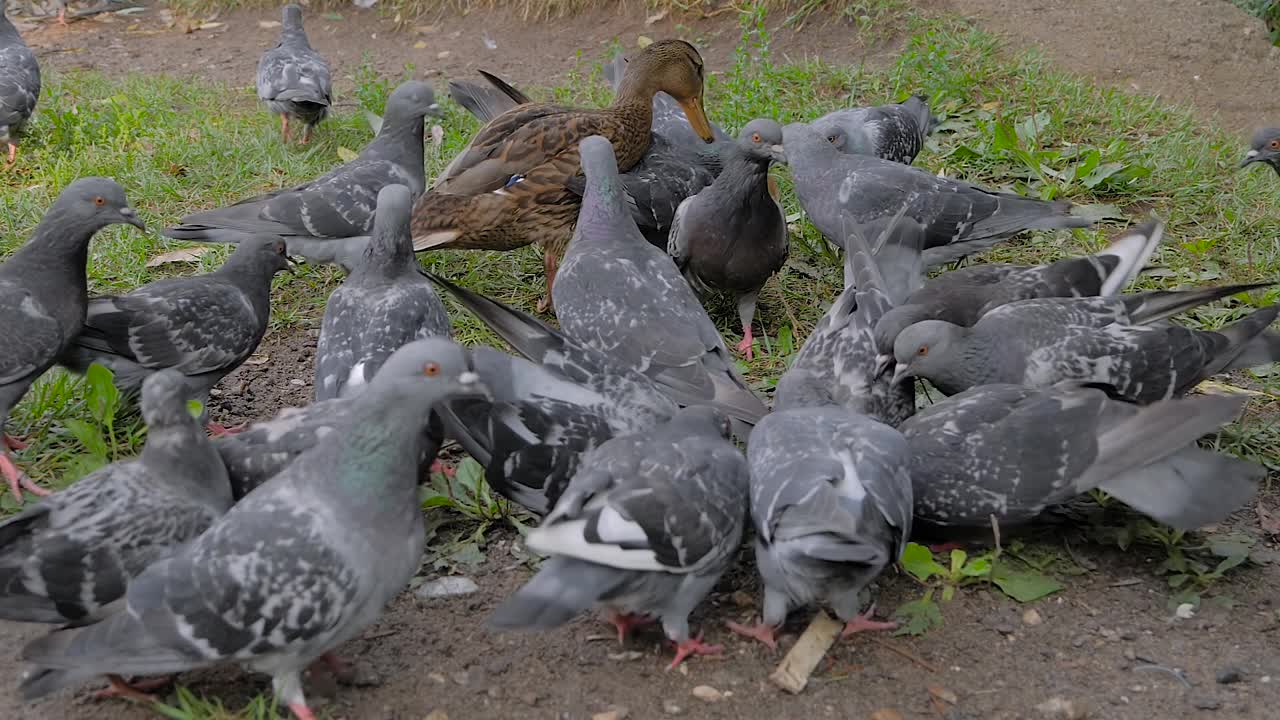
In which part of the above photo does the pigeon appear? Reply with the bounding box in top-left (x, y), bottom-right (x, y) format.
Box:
top-left (257, 4), bottom-right (332, 145)
top-left (58, 235), bottom-right (292, 433)
top-left (421, 272), bottom-right (677, 515)
top-left (19, 347), bottom-right (491, 720)
top-left (314, 185), bottom-right (450, 401)
top-left (552, 136), bottom-right (767, 434)
top-left (163, 81), bottom-right (444, 263)
top-left (728, 407), bottom-right (912, 649)
top-left (898, 383), bottom-right (1262, 531)
top-left (668, 119), bottom-right (788, 360)
top-left (872, 219), bottom-right (1166, 365)
top-left (890, 283), bottom-right (1279, 403)
top-left (0, 9), bottom-right (40, 165)
top-left (774, 210), bottom-right (923, 427)
top-left (801, 94), bottom-right (938, 165)
top-left (213, 338), bottom-right (473, 499)
top-left (783, 121), bottom-right (1091, 266)
top-left (1240, 127), bottom-right (1280, 175)
top-left (0, 370), bottom-right (232, 627)
top-left (489, 406), bottom-right (749, 670)
top-left (0, 178), bottom-right (145, 502)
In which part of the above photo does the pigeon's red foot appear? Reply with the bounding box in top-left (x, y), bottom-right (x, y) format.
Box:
top-left (281, 115), bottom-right (292, 144)
top-left (667, 632), bottom-right (723, 670)
top-left (725, 620), bottom-right (778, 650)
top-left (92, 674), bottom-right (169, 703)
top-left (605, 609), bottom-right (655, 645)
top-left (840, 605), bottom-right (897, 639)
top-left (5, 142), bottom-right (16, 166)
top-left (57, 8), bottom-right (68, 25)
top-left (736, 327), bottom-right (755, 361)
top-left (0, 451), bottom-right (48, 503)
top-left (288, 702), bottom-right (318, 720)
top-left (206, 421), bottom-right (247, 437)
top-left (429, 458), bottom-right (456, 479)
top-left (312, 651), bottom-right (355, 684)
top-left (536, 252), bottom-right (558, 313)
top-left (927, 542), bottom-right (964, 553)
top-left (3, 433), bottom-right (27, 450)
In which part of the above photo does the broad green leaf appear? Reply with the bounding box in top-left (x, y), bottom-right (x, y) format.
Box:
top-left (1081, 161), bottom-right (1127, 189)
top-left (949, 549), bottom-right (967, 576)
top-left (991, 567), bottom-right (1063, 602)
top-left (64, 418), bottom-right (107, 458)
top-left (900, 542), bottom-right (947, 582)
top-left (991, 121), bottom-right (1019, 153)
top-left (1167, 573), bottom-right (1190, 589)
top-left (453, 458), bottom-right (486, 494)
top-left (186, 399), bottom-right (205, 419)
top-left (893, 594), bottom-right (944, 636)
top-left (960, 556), bottom-right (993, 578)
top-left (941, 584), bottom-right (956, 603)
top-left (1209, 553), bottom-right (1247, 579)
top-left (64, 453), bottom-right (107, 482)
top-left (1075, 148), bottom-right (1101, 178)
top-left (85, 363), bottom-right (120, 424)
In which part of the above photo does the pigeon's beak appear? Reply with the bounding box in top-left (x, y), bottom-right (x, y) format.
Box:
top-left (874, 354), bottom-right (895, 379)
top-left (284, 256), bottom-right (301, 274)
top-left (119, 207), bottom-right (146, 231)
top-left (454, 370), bottom-right (492, 401)
top-left (890, 363), bottom-right (913, 387)
top-left (1240, 149), bottom-right (1260, 168)
top-left (769, 144), bottom-right (788, 165)
top-left (678, 94), bottom-right (716, 143)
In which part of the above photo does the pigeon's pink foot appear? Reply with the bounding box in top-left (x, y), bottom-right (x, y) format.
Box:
top-left (281, 115), bottom-right (292, 144)
top-left (312, 651), bottom-right (355, 683)
top-left (288, 702), bottom-right (318, 720)
top-left (429, 458), bottom-right (456, 479)
top-left (667, 632), bottom-right (723, 670)
top-left (840, 605), bottom-right (897, 639)
top-left (3, 433), bottom-right (27, 450)
top-left (301, 126), bottom-right (313, 145)
top-left (605, 609), bottom-right (655, 645)
top-left (57, 8), bottom-right (67, 25)
top-left (0, 451), bottom-right (47, 503)
top-left (206, 421), bottom-right (247, 437)
top-left (5, 142), bottom-right (16, 166)
top-left (92, 674), bottom-right (168, 703)
top-left (726, 620), bottom-right (778, 650)
top-left (927, 542), bottom-right (964, 553)
top-left (536, 252), bottom-right (559, 314)
top-left (736, 327), bottom-right (754, 361)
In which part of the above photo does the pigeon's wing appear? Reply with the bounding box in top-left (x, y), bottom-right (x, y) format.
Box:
top-left (666, 196), bottom-right (695, 271)
top-left (258, 44), bottom-right (331, 106)
top-left (0, 43), bottom-right (40, 131)
top-left (213, 403), bottom-right (340, 500)
top-left (0, 283), bottom-right (63, 385)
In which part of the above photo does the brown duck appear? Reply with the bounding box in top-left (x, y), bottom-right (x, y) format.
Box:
top-left (410, 39), bottom-right (715, 311)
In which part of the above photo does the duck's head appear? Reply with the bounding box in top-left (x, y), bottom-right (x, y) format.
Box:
top-left (621, 39), bottom-right (714, 143)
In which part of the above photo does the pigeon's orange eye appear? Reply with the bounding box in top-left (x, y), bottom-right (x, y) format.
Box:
top-left (751, 132), bottom-right (762, 143)
top-left (423, 362), bottom-right (441, 377)
top-left (917, 346), bottom-right (929, 357)
top-left (93, 196), bottom-right (105, 206)
top-left (1270, 139), bottom-right (1280, 150)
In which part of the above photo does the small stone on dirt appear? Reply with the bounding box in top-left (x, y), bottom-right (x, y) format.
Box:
top-left (415, 576), bottom-right (479, 600)
top-left (870, 710), bottom-right (905, 720)
top-left (607, 650), bottom-right (644, 661)
top-left (1036, 696), bottom-right (1088, 718)
top-left (1217, 666), bottom-right (1245, 684)
top-left (592, 708), bottom-right (630, 720)
top-left (662, 700), bottom-right (684, 715)
top-left (1175, 603), bottom-right (1196, 620)
top-left (929, 686), bottom-right (959, 704)
top-left (1192, 696), bottom-right (1221, 711)
top-left (691, 685), bottom-right (723, 702)
top-left (1023, 609), bottom-right (1044, 626)
top-left (424, 711), bottom-right (448, 720)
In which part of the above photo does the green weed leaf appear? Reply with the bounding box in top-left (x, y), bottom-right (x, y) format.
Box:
top-left (893, 593), bottom-right (944, 636)
top-left (84, 363), bottom-right (120, 424)
top-left (901, 542), bottom-right (947, 582)
top-left (991, 567), bottom-right (1063, 602)
top-left (64, 418), bottom-right (107, 459)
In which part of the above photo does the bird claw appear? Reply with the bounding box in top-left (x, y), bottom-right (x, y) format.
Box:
top-left (429, 459), bottom-right (457, 479)
top-left (288, 702), bottom-right (319, 720)
top-left (1, 452), bottom-right (48, 503)
top-left (841, 605), bottom-right (897, 638)
top-left (3, 433), bottom-right (28, 450)
top-left (735, 332), bottom-right (754, 361)
top-left (206, 421), bottom-right (247, 437)
top-left (667, 632), bottom-right (722, 670)
top-left (92, 674), bottom-right (168, 703)
top-left (606, 609), bottom-right (654, 645)
top-left (725, 620), bottom-right (778, 650)
top-left (535, 294), bottom-right (553, 314)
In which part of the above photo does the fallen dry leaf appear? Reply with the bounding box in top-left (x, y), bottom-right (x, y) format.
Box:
top-left (146, 247), bottom-right (210, 268)
top-left (637, 35), bottom-right (653, 48)
top-left (258, 20), bottom-right (280, 29)
top-left (337, 147), bottom-right (358, 163)
top-left (870, 710), bottom-right (905, 720)
top-left (413, 40), bottom-right (426, 49)
top-left (928, 685), bottom-right (958, 705)
top-left (645, 9), bottom-right (668, 25)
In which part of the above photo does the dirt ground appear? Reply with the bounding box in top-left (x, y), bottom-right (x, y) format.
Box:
top-left (3, 1), bottom-right (1280, 719)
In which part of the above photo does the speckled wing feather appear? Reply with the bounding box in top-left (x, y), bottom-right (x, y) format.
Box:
top-left (807, 95), bottom-right (937, 165)
top-left (0, 282), bottom-right (63, 386)
top-left (0, 17), bottom-right (40, 144)
top-left (212, 402), bottom-right (342, 500)
top-left (256, 40), bottom-right (331, 110)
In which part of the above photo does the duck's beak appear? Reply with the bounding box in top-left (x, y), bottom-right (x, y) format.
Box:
top-left (1240, 149), bottom-right (1260, 168)
top-left (890, 363), bottom-right (913, 387)
top-left (678, 94), bottom-right (716, 143)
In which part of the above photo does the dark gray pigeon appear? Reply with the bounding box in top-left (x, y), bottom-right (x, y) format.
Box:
top-left (0, 178), bottom-right (145, 502)
top-left (58, 235), bottom-right (292, 434)
top-left (19, 347), bottom-right (491, 719)
top-left (899, 383), bottom-right (1262, 531)
top-left (257, 4), bottom-right (332, 145)
top-left (552, 135), bottom-right (767, 434)
top-left (163, 81), bottom-right (443, 264)
top-left (801, 95), bottom-right (938, 165)
top-left (1240, 127), bottom-right (1280, 175)
top-left (783, 121), bottom-right (1091, 266)
top-left (489, 406), bottom-right (748, 670)
top-left (669, 119), bottom-right (788, 360)
top-left (0, 10), bottom-right (39, 165)
top-left (773, 211), bottom-right (922, 427)
top-left (890, 284), bottom-right (1279, 403)
top-left (872, 219), bottom-right (1165, 365)
top-left (0, 370), bottom-right (231, 626)
top-left (729, 407), bottom-right (911, 650)
top-left (314, 185), bottom-right (450, 401)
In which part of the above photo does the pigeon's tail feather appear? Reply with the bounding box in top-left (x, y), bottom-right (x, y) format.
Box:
top-left (420, 269), bottom-right (565, 363)
top-left (847, 205), bottom-right (925, 304)
top-left (1125, 282), bottom-right (1275, 325)
top-left (1098, 446), bottom-right (1262, 531)
top-left (1204, 304), bottom-right (1280, 376)
top-left (273, 87), bottom-right (330, 107)
top-left (57, 345), bottom-right (149, 396)
top-left (971, 194), bottom-right (1092, 240)
top-left (1224, 329), bottom-right (1280, 370)
top-left (488, 556), bottom-right (629, 631)
top-left (919, 237), bottom-right (1010, 269)
top-left (1097, 219), bottom-right (1165, 296)
top-left (162, 200), bottom-right (288, 243)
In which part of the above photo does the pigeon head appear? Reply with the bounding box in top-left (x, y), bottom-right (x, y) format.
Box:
top-left (48, 177), bottom-right (146, 234)
top-left (873, 304), bottom-right (931, 365)
top-left (383, 81), bottom-right (444, 129)
top-left (737, 119), bottom-right (787, 165)
top-left (281, 3), bottom-right (305, 28)
top-left (780, 122), bottom-right (828, 165)
top-left (224, 234), bottom-right (293, 276)
top-left (363, 184), bottom-right (414, 266)
top-left (372, 338), bottom-right (478, 389)
top-left (890, 320), bottom-right (965, 386)
top-left (139, 369), bottom-right (197, 428)
top-left (664, 405), bottom-right (733, 440)
top-left (1241, 127), bottom-right (1280, 175)
top-left (579, 135), bottom-right (620, 185)
top-left (621, 40), bottom-right (714, 143)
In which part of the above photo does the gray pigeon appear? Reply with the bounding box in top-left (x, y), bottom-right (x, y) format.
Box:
top-left (552, 135), bottom-right (767, 434)
top-left (899, 383), bottom-right (1262, 531)
top-left (773, 210), bottom-right (922, 427)
top-left (730, 407), bottom-right (912, 649)
top-left (19, 347), bottom-right (491, 719)
top-left (314, 185), bottom-right (450, 401)
top-left (890, 284), bottom-right (1279, 403)
top-left (783, 121), bottom-right (1091, 266)
top-left (0, 370), bottom-right (231, 626)
top-left (58, 235), bottom-right (292, 434)
top-left (669, 119), bottom-right (788, 360)
top-left (802, 94), bottom-right (938, 165)
top-left (1240, 127), bottom-right (1280, 175)
top-left (872, 219), bottom-right (1165, 364)
top-left (0, 178), bottom-right (145, 502)
top-left (162, 81), bottom-right (443, 264)
top-left (488, 406), bottom-right (748, 670)
top-left (0, 9), bottom-right (39, 165)
top-left (257, 4), bottom-right (332, 145)
top-left (213, 338), bottom-right (472, 499)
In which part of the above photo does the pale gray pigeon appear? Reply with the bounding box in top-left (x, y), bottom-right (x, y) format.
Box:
top-left (489, 406), bottom-right (748, 670)
top-left (891, 284), bottom-right (1279, 403)
top-left (163, 81), bottom-right (443, 264)
top-left (19, 347), bottom-right (491, 720)
top-left (0, 178), bottom-right (145, 502)
top-left (729, 407), bottom-right (911, 650)
top-left (0, 370), bottom-right (231, 626)
top-left (257, 4), bottom-right (332, 145)
top-left (872, 219), bottom-right (1165, 365)
top-left (422, 272), bottom-right (676, 515)
top-left (669, 119), bottom-right (788, 360)
top-left (552, 135), bottom-right (767, 434)
top-left (899, 383), bottom-right (1262, 531)
top-left (314, 185), bottom-right (450, 401)
top-left (802, 94), bottom-right (938, 165)
top-left (0, 9), bottom-right (39, 165)
top-left (59, 235), bottom-right (292, 434)
top-left (783, 121), bottom-right (1092, 265)
top-left (1240, 127), bottom-right (1280, 175)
